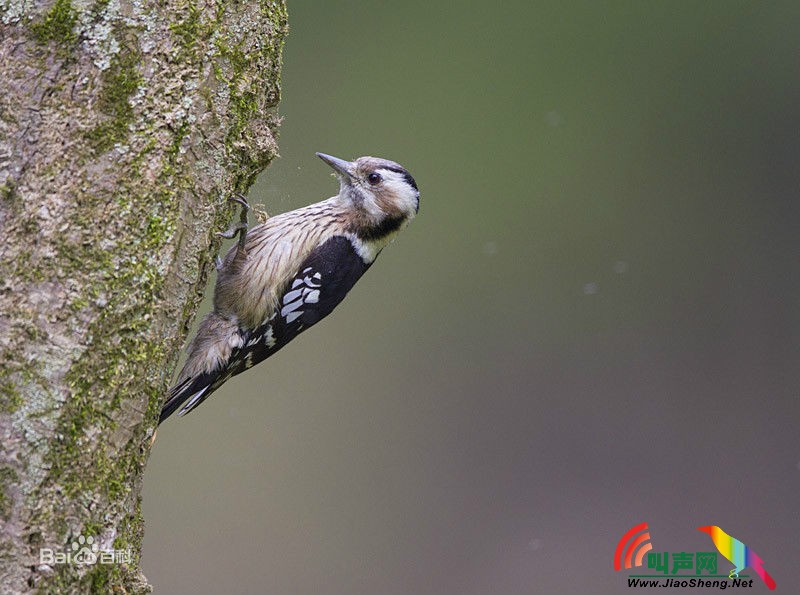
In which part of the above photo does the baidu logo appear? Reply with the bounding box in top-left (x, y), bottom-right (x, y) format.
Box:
top-left (69, 535), bottom-right (98, 566)
top-left (39, 534), bottom-right (131, 566)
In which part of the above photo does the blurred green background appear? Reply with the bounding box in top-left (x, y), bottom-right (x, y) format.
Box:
top-left (143, 2), bottom-right (800, 593)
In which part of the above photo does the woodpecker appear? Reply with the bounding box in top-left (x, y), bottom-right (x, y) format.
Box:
top-left (159, 153), bottom-right (419, 423)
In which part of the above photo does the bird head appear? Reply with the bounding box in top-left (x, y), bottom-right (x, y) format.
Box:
top-left (697, 526), bottom-right (718, 537)
top-left (317, 152), bottom-right (420, 223)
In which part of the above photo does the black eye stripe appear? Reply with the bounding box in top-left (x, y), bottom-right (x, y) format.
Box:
top-left (376, 166), bottom-right (418, 191)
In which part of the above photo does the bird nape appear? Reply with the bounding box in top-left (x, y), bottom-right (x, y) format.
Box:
top-left (159, 152), bottom-right (419, 424)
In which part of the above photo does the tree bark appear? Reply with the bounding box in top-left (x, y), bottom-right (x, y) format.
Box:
top-left (0, 0), bottom-right (287, 591)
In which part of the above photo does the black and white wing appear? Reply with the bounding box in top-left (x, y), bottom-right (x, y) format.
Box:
top-left (233, 234), bottom-right (373, 369)
top-left (161, 235), bottom-right (372, 421)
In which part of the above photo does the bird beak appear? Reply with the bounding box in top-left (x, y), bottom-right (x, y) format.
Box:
top-left (316, 152), bottom-right (355, 182)
top-left (697, 526), bottom-right (711, 534)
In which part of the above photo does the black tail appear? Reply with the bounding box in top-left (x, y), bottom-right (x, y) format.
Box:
top-left (159, 373), bottom-right (219, 424)
top-left (159, 311), bottom-right (242, 424)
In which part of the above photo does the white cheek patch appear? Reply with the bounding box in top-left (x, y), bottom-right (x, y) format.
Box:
top-left (359, 191), bottom-right (385, 220)
top-left (380, 171), bottom-right (419, 215)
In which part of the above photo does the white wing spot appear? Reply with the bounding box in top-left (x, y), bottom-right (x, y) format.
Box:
top-left (281, 267), bottom-right (326, 324)
top-left (264, 325), bottom-right (276, 348)
top-left (283, 288), bottom-right (303, 303)
top-left (281, 299), bottom-right (303, 317)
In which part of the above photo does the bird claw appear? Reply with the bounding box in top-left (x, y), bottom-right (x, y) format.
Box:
top-left (219, 193), bottom-right (250, 252)
top-left (217, 222), bottom-right (247, 240)
top-left (228, 193), bottom-right (250, 212)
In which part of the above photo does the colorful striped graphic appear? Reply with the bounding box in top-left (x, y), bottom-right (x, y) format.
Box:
top-left (614, 522), bottom-right (653, 571)
top-left (697, 525), bottom-right (776, 590)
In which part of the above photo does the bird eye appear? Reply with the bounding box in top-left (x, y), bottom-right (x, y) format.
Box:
top-left (367, 172), bottom-right (382, 185)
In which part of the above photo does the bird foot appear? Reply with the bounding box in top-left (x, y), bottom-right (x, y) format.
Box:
top-left (218, 193), bottom-right (250, 252)
top-left (217, 222), bottom-right (247, 240)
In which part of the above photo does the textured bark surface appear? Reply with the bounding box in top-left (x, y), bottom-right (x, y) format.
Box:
top-left (0, 0), bottom-right (287, 591)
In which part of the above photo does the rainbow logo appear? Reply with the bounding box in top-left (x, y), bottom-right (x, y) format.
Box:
top-left (613, 522), bottom-right (653, 571)
top-left (697, 525), bottom-right (776, 590)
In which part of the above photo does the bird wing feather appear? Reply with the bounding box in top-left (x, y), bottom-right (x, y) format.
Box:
top-left (159, 235), bottom-right (371, 423)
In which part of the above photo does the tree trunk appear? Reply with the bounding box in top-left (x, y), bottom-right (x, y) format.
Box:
top-left (0, 1), bottom-right (287, 591)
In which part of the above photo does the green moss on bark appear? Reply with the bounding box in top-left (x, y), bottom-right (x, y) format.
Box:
top-left (0, 372), bottom-right (23, 413)
top-left (2, 0), bottom-right (287, 590)
top-left (86, 47), bottom-right (143, 153)
top-left (31, 0), bottom-right (78, 46)
top-left (0, 468), bottom-right (18, 520)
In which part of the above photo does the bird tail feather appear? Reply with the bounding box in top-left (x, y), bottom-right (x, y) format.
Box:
top-left (159, 312), bottom-right (242, 424)
top-left (159, 374), bottom-right (217, 424)
top-left (750, 552), bottom-right (776, 590)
